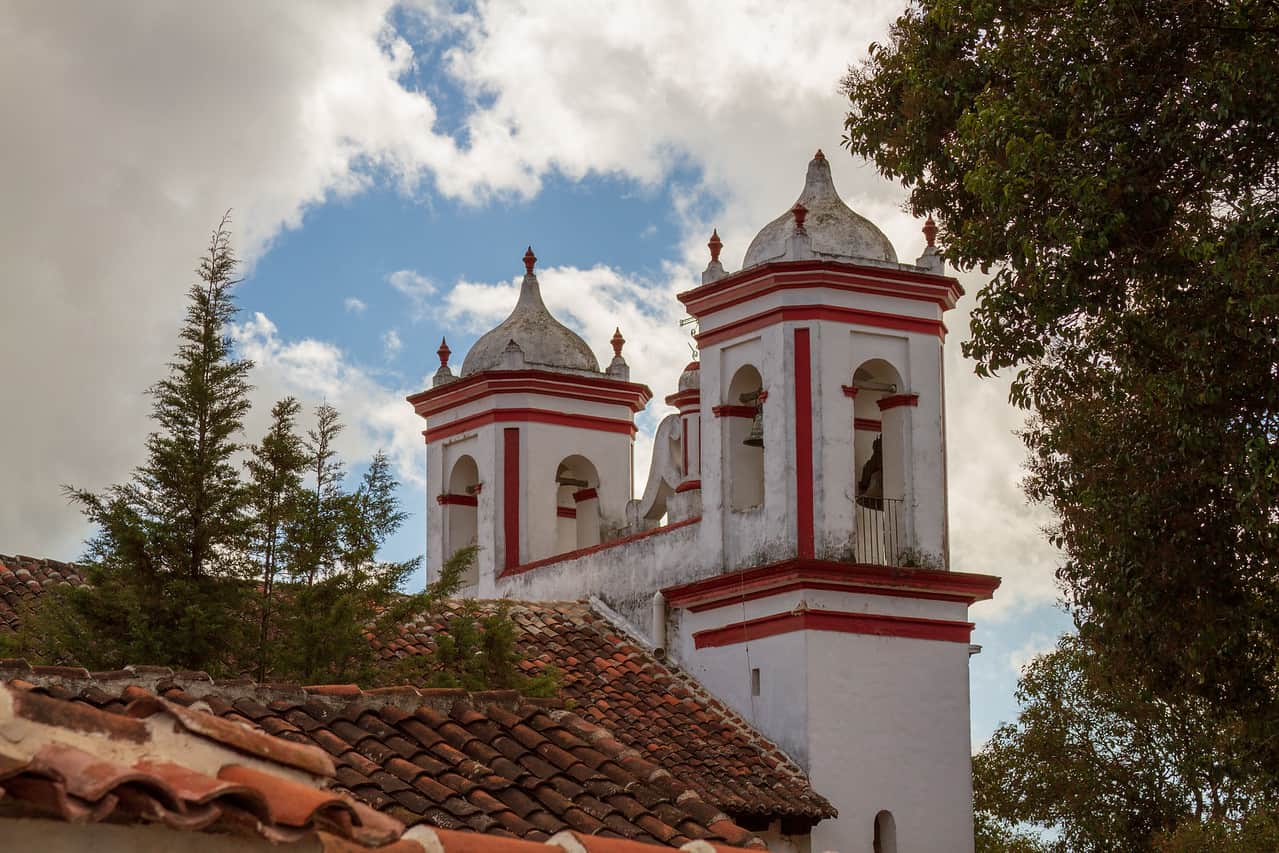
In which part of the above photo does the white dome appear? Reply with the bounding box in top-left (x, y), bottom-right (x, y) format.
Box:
top-left (742, 151), bottom-right (897, 269)
top-left (460, 250), bottom-right (599, 377)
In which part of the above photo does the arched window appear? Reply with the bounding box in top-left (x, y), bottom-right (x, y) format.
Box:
top-left (725, 365), bottom-right (765, 511)
top-left (873, 810), bottom-right (897, 853)
top-left (852, 359), bottom-right (905, 564)
top-left (554, 455), bottom-right (601, 553)
top-left (445, 455), bottom-right (480, 587)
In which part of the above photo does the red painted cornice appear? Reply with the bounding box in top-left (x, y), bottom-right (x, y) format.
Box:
top-left (424, 408), bottom-right (638, 443)
top-left (664, 388), bottom-right (701, 410)
top-left (407, 369), bottom-right (652, 418)
top-left (661, 559), bottom-right (1000, 611)
top-left (677, 259), bottom-right (964, 317)
top-left (692, 609), bottom-right (975, 648)
top-left (695, 304), bottom-right (946, 347)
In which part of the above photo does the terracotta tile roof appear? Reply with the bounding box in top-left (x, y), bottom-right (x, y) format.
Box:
top-left (0, 679), bottom-right (408, 850)
top-left (382, 601), bottom-right (834, 822)
top-left (2, 664), bottom-right (770, 849)
top-left (0, 554), bottom-right (84, 632)
top-left (0, 558), bottom-right (832, 828)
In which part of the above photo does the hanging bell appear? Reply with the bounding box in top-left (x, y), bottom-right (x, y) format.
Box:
top-left (741, 390), bottom-right (764, 448)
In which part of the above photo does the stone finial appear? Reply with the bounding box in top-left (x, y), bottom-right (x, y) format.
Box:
top-left (432, 337), bottom-right (458, 387)
top-left (708, 229), bottom-right (722, 264)
top-left (916, 216), bottom-right (944, 274)
top-left (611, 327), bottom-right (626, 358)
top-left (923, 216), bottom-right (938, 248)
top-left (437, 338), bottom-right (451, 368)
top-left (523, 246), bottom-right (537, 275)
top-left (606, 328), bottom-right (630, 381)
top-left (813, 148), bottom-right (825, 161)
top-left (791, 202), bottom-right (808, 233)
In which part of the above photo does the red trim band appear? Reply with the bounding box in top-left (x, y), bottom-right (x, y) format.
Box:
top-left (664, 389), bottom-right (701, 409)
top-left (572, 487), bottom-right (598, 502)
top-left (878, 394), bottom-right (920, 411)
top-left (692, 609), bottom-right (975, 648)
top-left (677, 260), bottom-right (963, 317)
top-left (500, 517), bottom-right (701, 579)
top-left (436, 493), bottom-right (478, 507)
top-left (696, 305), bottom-right (945, 348)
top-left (674, 479), bottom-right (702, 494)
top-left (794, 328), bottom-right (814, 559)
top-left (502, 428), bottom-right (520, 572)
top-left (424, 408), bottom-right (638, 443)
top-left (556, 506), bottom-right (576, 519)
top-left (712, 404), bottom-right (757, 419)
top-left (854, 417), bottom-right (882, 432)
top-left (662, 558), bottom-right (1001, 610)
top-left (408, 369), bottom-right (652, 416)
top-left (841, 385), bottom-right (859, 398)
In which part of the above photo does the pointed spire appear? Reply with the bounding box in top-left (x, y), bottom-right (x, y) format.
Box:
top-left (813, 148), bottom-right (825, 161)
top-left (611, 327), bottom-right (626, 358)
top-left (708, 229), bottom-right (722, 264)
top-left (523, 246), bottom-right (537, 275)
top-left (923, 216), bottom-right (938, 248)
top-left (437, 337), bottom-right (451, 368)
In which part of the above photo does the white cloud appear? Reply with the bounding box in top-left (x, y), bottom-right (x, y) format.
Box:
top-left (387, 269), bottom-right (438, 321)
top-left (344, 297), bottom-right (367, 314)
top-left (2, 0), bottom-right (1063, 618)
top-left (1007, 633), bottom-right (1062, 675)
top-left (232, 313), bottom-right (425, 491)
top-left (383, 328), bottom-right (403, 358)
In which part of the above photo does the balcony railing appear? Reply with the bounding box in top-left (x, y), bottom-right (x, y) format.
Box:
top-left (854, 496), bottom-right (906, 566)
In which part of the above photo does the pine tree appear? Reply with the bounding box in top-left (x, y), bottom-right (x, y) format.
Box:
top-left (291, 402), bottom-right (345, 586)
top-left (244, 397), bottom-right (308, 681)
top-left (56, 215), bottom-right (255, 672)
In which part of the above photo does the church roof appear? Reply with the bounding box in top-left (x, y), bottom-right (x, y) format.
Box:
top-left (460, 248), bottom-right (600, 378)
top-left (0, 558), bottom-right (835, 844)
top-left (742, 151), bottom-right (897, 269)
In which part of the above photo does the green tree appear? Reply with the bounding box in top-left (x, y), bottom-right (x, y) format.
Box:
top-left (244, 396), bottom-right (308, 681)
top-left (52, 215), bottom-right (254, 672)
top-left (842, 0), bottom-right (1279, 732)
top-left (975, 635), bottom-right (1274, 852)
top-left (290, 402), bottom-right (346, 586)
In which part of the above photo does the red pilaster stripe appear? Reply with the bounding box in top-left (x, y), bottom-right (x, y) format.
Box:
top-left (794, 328), bottom-right (814, 559)
top-left (877, 393), bottom-right (920, 411)
top-left (692, 609), bottom-right (975, 649)
top-left (436, 493), bottom-right (478, 507)
top-left (424, 408), bottom-right (638, 443)
top-left (503, 428), bottom-right (520, 572)
top-left (854, 417), bottom-right (882, 433)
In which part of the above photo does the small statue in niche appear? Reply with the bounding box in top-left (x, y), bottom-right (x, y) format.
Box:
top-left (857, 434), bottom-right (883, 510)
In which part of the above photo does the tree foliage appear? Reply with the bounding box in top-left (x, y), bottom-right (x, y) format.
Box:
top-left (975, 635), bottom-right (1275, 852)
top-left (843, 0), bottom-right (1279, 730)
top-left (53, 215), bottom-right (255, 672)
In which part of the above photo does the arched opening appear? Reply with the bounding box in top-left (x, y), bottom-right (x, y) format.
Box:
top-left (852, 359), bottom-right (906, 564)
top-left (873, 810), bottom-right (897, 853)
top-left (726, 365), bottom-right (765, 511)
top-left (445, 455), bottom-right (480, 587)
top-left (554, 455), bottom-right (601, 553)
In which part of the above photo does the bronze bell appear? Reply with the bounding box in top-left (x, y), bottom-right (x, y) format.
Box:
top-left (741, 390), bottom-right (764, 448)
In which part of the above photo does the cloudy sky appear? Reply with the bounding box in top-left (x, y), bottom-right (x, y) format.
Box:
top-left (0, 1), bottom-right (1069, 743)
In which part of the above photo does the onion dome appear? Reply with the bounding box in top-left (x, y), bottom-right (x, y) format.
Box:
top-left (460, 247), bottom-right (600, 377)
top-left (742, 150), bottom-right (897, 269)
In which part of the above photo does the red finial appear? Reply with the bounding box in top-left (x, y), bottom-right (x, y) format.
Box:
top-left (708, 228), bottom-right (722, 263)
top-left (611, 327), bottom-right (625, 358)
top-left (437, 338), bottom-right (451, 367)
top-left (923, 216), bottom-right (937, 248)
top-left (791, 202), bottom-right (808, 231)
top-left (814, 149), bottom-right (825, 160)
top-left (523, 246), bottom-right (537, 275)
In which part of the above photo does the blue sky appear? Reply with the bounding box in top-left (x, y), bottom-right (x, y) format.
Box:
top-left (2, 1), bottom-right (1070, 751)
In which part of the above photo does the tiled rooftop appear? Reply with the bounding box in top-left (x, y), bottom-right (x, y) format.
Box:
top-left (382, 600), bottom-right (833, 823)
top-left (0, 553), bottom-right (84, 632)
top-left (4, 664), bottom-right (770, 848)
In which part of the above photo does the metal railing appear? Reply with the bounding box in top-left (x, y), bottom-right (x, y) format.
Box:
top-left (854, 496), bottom-right (905, 566)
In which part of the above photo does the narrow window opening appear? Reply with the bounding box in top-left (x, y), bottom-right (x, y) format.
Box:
top-left (873, 810), bottom-right (897, 853)
top-left (750, 668), bottom-right (761, 696)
